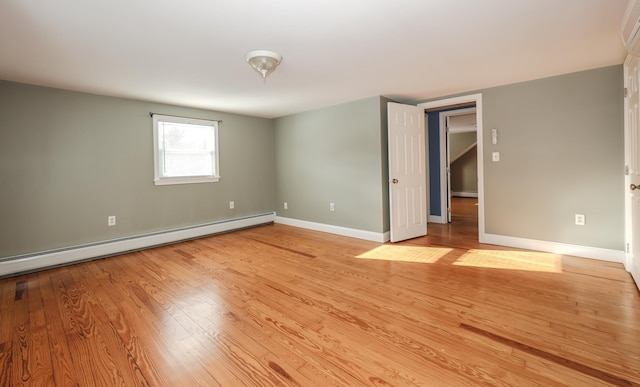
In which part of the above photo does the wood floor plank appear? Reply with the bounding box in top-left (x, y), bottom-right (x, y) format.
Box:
top-left (11, 323), bottom-right (30, 384)
top-left (69, 262), bottom-right (159, 386)
top-left (26, 325), bottom-right (55, 386)
top-left (97, 256), bottom-right (226, 386)
top-left (460, 323), bottom-right (637, 386)
top-left (117, 251), bottom-right (284, 386)
top-left (58, 267), bottom-right (144, 386)
top-left (281, 270), bottom-right (543, 385)
top-left (80, 266), bottom-right (174, 386)
top-left (0, 276), bottom-right (16, 385)
top-left (1, 198), bottom-right (639, 385)
top-left (0, 341), bottom-right (10, 387)
top-left (207, 280), bottom-right (372, 386)
top-left (40, 268), bottom-right (79, 386)
top-left (98, 282), bottom-right (219, 386)
top-left (133, 250), bottom-right (321, 386)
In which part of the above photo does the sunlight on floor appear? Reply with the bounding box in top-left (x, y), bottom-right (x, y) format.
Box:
top-left (453, 249), bottom-right (563, 273)
top-left (356, 244), bottom-right (563, 273)
top-left (356, 245), bottom-right (454, 263)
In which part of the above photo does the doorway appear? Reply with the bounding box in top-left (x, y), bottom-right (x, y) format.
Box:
top-left (418, 94), bottom-right (486, 243)
top-left (443, 108), bottom-right (477, 224)
top-left (447, 113), bottom-right (479, 242)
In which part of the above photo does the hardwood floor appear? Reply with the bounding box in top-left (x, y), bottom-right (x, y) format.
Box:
top-left (1, 199), bottom-right (639, 386)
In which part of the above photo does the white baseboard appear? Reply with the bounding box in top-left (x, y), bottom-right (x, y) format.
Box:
top-left (481, 233), bottom-right (625, 263)
top-left (630, 259), bottom-right (640, 286)
top-left (452, 192), bottom-right (478, 198)
top-left (429, 215), bottom-right (446, 224)
top-left (0, 212), bottom-right (276, 278)
top-left (275, 216), bottom-right (388, 243)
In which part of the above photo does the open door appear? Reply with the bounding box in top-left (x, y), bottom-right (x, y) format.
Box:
top-left (624, 55), bottom-right (640, 290)
top-left (440, 108), bottom-right (477, 224)
top-left (388, 102), bottom-right (427, 242)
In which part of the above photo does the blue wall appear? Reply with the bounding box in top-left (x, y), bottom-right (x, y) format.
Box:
top-left (427, 105), bottom-right (475, 217)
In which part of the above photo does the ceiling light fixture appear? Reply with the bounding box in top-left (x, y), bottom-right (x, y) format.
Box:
top-left (245, 50), bottom-right (282, 80)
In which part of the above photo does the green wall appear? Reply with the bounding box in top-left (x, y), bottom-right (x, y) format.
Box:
top-left (482, 65), bottom-right (624, 250)
top-left (421, 65), bottom-right (624, 250)
top-left (0, 81), bottom-right (275, 258)
top-left (274, 96), bottom-right (389, 233)
top-left (0, 64), bottom-right (625, 259)
top-left (450, 131), bottom-right (478, 195)
top-left (273, 64), bottom-right (624, 252)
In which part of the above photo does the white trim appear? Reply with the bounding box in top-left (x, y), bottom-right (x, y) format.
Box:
top-left (451, 192), bottom-right (478, 198)
top-left (275, 216), bottom-right (388, 243)
top-left (153, 114), bottom-right (220, 186)
top-left (419, 94), bottom-right (485, 242)
top-left (483, 233), bottom-right (625, 263)
top-left (439, 111), bottom-right (448, 223)
top-left (424, 110), bottom-right (431, 230)
top-left (429, 215), bottom-right (446, 224)
top-left (153, 176), bottom-right (220, 185)
top-left (419, 94), bottom-right (483, 110)
top-left (0, 213), bottom-right (276, 278)
top-left (448, 126), bottom-right (476, 134)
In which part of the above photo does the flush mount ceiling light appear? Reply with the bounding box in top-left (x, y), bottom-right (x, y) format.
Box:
top-left (245, 50), bottom-right (282, 80)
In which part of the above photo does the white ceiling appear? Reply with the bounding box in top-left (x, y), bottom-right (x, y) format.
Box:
top-left (0, 0), bottom-right (630, 118)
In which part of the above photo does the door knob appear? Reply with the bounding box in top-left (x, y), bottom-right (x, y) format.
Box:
top-left (632, 183), bottom-right (638, 191)
top-left (392, 178), bottom-right (398, 184)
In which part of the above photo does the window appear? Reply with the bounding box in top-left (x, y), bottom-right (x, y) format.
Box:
top-left (152, 114), bottom-right (219, 185)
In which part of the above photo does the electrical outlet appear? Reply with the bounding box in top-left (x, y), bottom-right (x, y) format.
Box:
top-left (330, 202), bottom-right (335, 212)
top-left (229, 201), bottom-right (235, 209)
top-left (108, 216), bottom-right (116, 226)
top-left (284, 202), bottom-right (288, 210)
top-left (492, 152), bottom-right (500, 162)
top-left (575, 214), bottom-right (585, 226)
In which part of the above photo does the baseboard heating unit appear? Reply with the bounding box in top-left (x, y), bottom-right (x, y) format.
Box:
top-left (0, 212), bottom-right (276, 278)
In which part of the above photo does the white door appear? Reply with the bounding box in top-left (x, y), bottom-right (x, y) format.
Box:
top-left (388, 102), bottom-right (427, 242)
top-left (624, 55), bottom-right (640, 290)
top-left (439, 108), bottom-right (477, 224)
top-left (446, 127), bottom-right (452, 223)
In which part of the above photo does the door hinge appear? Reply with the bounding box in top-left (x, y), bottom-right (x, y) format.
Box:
top-left (625, 165), bottom-right (630, 175)
top-left (627, 243), bottom-right (631, 254)
top-left (625, 87), bottom-right (628, 98)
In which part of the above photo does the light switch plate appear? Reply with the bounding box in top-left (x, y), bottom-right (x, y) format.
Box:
top-left (492, 152), bottom-right (500, 162)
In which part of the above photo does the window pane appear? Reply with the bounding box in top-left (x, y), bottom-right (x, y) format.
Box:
top-left (159, 122), bottom-right (214, 151)
top-left (163, 152), bottom-right (213, 177)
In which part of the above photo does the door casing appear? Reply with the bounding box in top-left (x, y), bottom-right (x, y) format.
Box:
top-left (418, 94), bottom-right (486, 243)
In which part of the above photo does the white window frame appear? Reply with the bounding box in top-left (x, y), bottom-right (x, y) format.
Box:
top-left (152, 114), bottom-right (220, 186)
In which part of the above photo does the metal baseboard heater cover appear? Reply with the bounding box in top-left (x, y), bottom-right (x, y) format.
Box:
top-left (0, 212), bottom-right (276, 278)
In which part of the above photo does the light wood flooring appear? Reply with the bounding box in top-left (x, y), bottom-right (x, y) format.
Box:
top-left (1, 198), bottom-right (639, 386)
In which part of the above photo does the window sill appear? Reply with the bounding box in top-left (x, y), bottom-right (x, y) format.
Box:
top-left (154, 176), bottom-right (220, 186)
